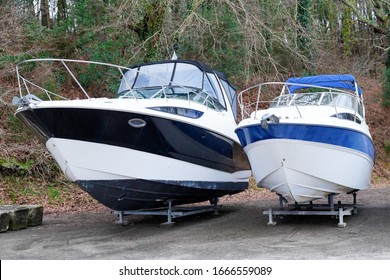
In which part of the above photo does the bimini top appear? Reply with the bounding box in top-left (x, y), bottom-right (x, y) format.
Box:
top-left (286, 74), bottom-right (363, 95)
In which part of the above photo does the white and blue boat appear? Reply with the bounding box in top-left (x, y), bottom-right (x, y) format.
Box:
top-left (14, 58), bottom-right (251, 211)
top-left (235, 75), bottom-right (375, 203)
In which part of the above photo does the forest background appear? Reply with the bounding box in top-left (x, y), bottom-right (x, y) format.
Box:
top-left (0, 0), bottom-right (389, 212)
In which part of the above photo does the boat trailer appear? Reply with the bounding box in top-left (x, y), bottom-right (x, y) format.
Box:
top-left (263, 192), bottom-right (358, 228)
top-left (113, 198), bottom-right (220, 227)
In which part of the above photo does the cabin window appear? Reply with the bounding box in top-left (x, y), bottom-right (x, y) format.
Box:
top-left (149, 106), bottom-right (204, 119)
top-left (330, 113), bottom-right (361, 124)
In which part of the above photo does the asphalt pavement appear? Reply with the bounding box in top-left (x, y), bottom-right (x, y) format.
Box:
top-left (1, 186), bottom-right (390, 260)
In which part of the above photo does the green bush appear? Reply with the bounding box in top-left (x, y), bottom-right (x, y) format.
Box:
top-left (385, 141), bottom-right (390, 156)
top-left (0, 157), bottom-right (34, 176)
top-left (47, 184), bottom-right (64, 203)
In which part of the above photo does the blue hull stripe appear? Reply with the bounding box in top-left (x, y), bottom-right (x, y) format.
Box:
top-left (235, 123), bottom-right (375, 163)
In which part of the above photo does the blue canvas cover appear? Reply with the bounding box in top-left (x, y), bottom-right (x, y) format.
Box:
top-left (286, 74), bottom-right (362, 95)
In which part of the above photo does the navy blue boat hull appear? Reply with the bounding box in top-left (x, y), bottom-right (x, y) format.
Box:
top-left (78, 179), bottom-right (247, 211)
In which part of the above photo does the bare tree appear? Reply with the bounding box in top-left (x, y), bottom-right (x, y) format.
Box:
top-left (339, 0), bottom-right (389, 34)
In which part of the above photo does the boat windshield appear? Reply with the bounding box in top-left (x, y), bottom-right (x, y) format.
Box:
top-left (269, 92), bottom-right (363, 116)
top-left (320, 92), bottom-right (363, 116)
top-left (293, 92), bottom-right (322, 105)
top-left (117, 61), bottom-right (229, 112)
top-left (269, 94), bottom-right (296, 107)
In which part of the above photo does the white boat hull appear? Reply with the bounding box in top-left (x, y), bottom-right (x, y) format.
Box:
top-left (47, 138), bottom-right (250, 184)
top-left (45, 137), bottom-right (250, 210)
top-left (16, 103), bottom-right (250, 210)
top-left (235, 76), bottom-right (375, 204)
top-left (245, 138), bottom-right (373, 203)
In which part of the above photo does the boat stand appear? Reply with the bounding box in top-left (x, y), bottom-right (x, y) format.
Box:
top-left (263, 192), bottom-right (358, 228)
top-left (113, 198), bottom-right (220, 227)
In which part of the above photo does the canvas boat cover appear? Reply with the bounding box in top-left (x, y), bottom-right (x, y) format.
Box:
top-left (286, 74), bottom-right (362, 95)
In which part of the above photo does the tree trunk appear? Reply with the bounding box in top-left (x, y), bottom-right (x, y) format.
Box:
top-left (40, 0), bottom-right (51, 28)
top-left (57, 0), bottom-right (67, 22)
top-left (341, 5), bottom-right (353, 57)
top-left (384, 31), bottom-right (390, 107)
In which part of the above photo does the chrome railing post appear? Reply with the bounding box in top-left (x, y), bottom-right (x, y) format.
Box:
top-left (61, 60), bottom-right (90, 99)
